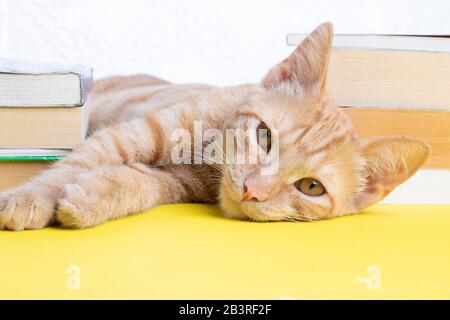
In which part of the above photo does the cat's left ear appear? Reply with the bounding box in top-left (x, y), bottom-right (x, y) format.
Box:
top-left (354, 136), bottom-right (430, 210)
top-left (261, 22), bottom-right (333, 95)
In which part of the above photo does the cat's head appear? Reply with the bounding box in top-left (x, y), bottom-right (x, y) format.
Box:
top-left (219, 22), bottom-right (430, 221)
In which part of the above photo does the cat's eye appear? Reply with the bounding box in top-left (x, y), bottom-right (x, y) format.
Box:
top-left (256, 122), bottom-right (271, 153)
top-left (295, 178), bottom-right (326, 197)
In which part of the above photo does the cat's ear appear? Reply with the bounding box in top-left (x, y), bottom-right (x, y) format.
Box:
top-left (355, 136), bottom-right (430, 210)
top-left (261, 22), bottom-right (333, 95)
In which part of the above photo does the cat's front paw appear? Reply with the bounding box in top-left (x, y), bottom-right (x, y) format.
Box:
top-left (0, 187), bottom-right (56, 230)
top-left (56, 184), bottom-right (94, 229)
top-left (56, 175), bottom-right (110, 229)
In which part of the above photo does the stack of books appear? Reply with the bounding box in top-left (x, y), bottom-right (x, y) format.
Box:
top-left (287, 34), bottom-right (450, 169)
top-left (0, 60), bottom-right (92, 191)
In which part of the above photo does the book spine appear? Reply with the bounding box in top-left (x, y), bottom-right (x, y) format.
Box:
top-left (77, 65), bottom-right (93, 106)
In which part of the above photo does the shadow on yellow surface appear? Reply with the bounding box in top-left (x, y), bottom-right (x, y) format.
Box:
top-left (0, 204), bottom-right (449, 299)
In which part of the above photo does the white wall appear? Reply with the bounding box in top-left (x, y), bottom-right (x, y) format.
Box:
top-left (1, 0), bottom-right (449, 203)
top-left (1, 0), bottom-right (450, 84)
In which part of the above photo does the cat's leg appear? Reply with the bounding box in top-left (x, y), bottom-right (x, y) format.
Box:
top-left (0, 115), bottom-right (173, 230)
top-left (55, 164), bottom-right (215, 229)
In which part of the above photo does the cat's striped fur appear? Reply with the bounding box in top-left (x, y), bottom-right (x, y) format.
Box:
top-left (0, 23), bottom-right (429, 230)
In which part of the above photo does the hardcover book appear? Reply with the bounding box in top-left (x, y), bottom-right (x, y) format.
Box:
top-left (0, 59), bottom-right (92, 107)
top-left (0, 104), bottom-right (90, 149)
top-left (286, 34), bottom-right (450, 110)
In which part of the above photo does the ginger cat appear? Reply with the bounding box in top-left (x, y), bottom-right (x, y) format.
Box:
top-left (0, 23), bottom-right (429, 230)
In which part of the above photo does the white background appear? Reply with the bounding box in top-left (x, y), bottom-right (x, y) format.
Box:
top-left (2, 0), bottom-right (450, 84)
top-left (1, 0), bottom-right (449, 203)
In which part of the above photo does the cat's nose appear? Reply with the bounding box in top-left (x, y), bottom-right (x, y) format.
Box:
top-left (242, 176), bottom-right (275, 202)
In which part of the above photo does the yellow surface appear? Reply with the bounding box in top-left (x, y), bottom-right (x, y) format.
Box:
top-left (0, 204), bottom-right (449, 299)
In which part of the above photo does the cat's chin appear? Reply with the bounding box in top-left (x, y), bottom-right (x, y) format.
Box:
top-left (222, 202), bottom-right (287, 222)
top-left (219, 189), bottom-right (248, 220)
top-left (221, 204), bottom-right (269, 222)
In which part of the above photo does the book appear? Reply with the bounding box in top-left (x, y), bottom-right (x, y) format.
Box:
top-left (0, 161), bottom-right (51, 191)
top-left (343, 108), bottom-right (450, 169)
top-left (0, 105), bottom-right (89, 148)
top-left (286, 34), bottom-right (450, 109)
top-left (0, 149), bottom-right (68, 191)
top-left (0, 59), bottom-right (92, 107)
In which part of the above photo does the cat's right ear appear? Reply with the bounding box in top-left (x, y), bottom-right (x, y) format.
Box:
top-left (261, 22), bottom-right (333, 96)
top-left (354, 136), bottom-right (430, 210)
